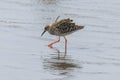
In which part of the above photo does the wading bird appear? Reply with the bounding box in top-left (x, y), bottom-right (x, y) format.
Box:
top-left (41, 16), bottom-right (84, 56)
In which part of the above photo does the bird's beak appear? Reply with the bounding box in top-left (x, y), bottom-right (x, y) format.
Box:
top-left (41, 30), bottom-right (46, 36)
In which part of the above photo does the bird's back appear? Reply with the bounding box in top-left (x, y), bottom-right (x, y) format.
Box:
top-left (49, 18), bottom-right (84, 36)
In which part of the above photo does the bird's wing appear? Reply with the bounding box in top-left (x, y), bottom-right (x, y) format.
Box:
top-left (55, 19), bottom-right (84, 34)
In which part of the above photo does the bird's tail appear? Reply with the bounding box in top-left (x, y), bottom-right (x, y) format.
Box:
top-left (77, 25), bottom-right (84, 30)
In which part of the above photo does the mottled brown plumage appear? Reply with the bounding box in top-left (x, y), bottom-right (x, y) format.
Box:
top-left (41, 17), bottom-right (84, 57)
top-left (41, 18), bottom-right (84, 36)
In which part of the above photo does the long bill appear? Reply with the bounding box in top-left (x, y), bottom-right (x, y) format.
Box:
top-left (41, 30), bottom-right (46, 36)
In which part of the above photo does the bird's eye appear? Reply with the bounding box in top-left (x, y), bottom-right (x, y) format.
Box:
top-left (45, 26), bottom-right (49, 30)
top-left (45, 27), bottom-right (46, 30)
top-left (45, 27), bottom-right (47, 30)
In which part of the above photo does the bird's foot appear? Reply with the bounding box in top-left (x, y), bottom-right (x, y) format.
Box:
top-left (48, 44), bottom-right (53, 48)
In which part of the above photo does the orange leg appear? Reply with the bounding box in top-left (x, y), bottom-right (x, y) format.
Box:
top-left (64, 36), bottom-right (67, 56)
top-left (48, 36), bottom-right (60, 48)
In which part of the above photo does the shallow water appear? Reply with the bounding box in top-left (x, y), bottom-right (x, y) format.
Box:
top-left (0, 0), bottom-right (120, 80)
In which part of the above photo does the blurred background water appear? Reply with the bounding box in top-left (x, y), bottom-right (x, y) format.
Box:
top-left (0, 0), bottom-right (120, 80)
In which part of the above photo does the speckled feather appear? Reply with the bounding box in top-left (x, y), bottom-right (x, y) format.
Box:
top-left (48, 18), bottom-right (84, 36)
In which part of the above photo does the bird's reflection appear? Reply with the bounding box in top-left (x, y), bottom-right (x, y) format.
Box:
top-left (50, 47), bottom-right (61, 59)
top-left (50, 47), bottom-right (67, 59)
top-left (43, 47), bottom-right (82, 76)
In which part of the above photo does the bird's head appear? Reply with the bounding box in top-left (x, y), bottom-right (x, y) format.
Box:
top-left (41, 25), bottom-right (50, 36)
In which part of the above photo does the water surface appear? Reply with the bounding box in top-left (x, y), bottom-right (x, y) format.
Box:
top-left (0, 0), bottom-right (120, 80)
